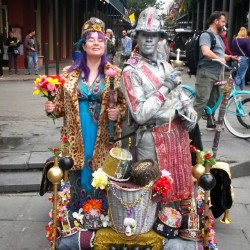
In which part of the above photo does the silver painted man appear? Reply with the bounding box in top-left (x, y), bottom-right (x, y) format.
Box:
top-left (121, 7), bottom-right (197, 203)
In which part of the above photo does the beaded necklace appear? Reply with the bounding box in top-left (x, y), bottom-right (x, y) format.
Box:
top-left (107, 181), bottom-right (153, 241)
top-left (108, 182), bottom-right (152, 211)
top-left (81, 72), bottom-right (101, 90)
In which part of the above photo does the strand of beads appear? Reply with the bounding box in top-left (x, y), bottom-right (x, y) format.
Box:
top-left (108, 182), bottom-right (153, 210)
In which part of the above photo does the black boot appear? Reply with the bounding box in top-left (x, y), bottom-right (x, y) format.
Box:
top-left (206, 114), bottom-right (216, 130)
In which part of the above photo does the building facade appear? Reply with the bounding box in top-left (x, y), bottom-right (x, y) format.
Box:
top-left (0, 0), bottom-right (129, 69)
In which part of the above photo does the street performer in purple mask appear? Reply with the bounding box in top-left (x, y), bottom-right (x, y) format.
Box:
top-left (121, 7), bottom-right (197, 203)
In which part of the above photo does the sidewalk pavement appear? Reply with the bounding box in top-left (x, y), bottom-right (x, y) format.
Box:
top-left (0, 64), bottom-right (250, 249)
top-left (0, 178), bottom-right (249, 250)
top-left (0, 60), bottom-right (72, 82)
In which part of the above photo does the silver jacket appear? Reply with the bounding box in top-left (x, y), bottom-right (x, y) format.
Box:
top-left (121, 54), bottom-right (197, 160)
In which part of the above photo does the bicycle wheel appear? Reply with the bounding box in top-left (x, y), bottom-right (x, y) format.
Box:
top-left (237, 98), bottom-right (250, 128)
top-left (224, 94), bottom-right (250, 139)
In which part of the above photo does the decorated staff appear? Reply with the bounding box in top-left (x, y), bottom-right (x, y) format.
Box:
top-left (47, 154), bottom-right (63, 250)
top-left (59, 136), bottom-right (74, 181)
top-left (211, 59), bottom-right (234, 224)
top-left (106, 68), bottom-right (117, 142)
top-left (190, 147), bottom-right (217, 249)
top-left (202, 161), bottom-right (216, 249)
top-left (211, 59), bottom-right (234, 159)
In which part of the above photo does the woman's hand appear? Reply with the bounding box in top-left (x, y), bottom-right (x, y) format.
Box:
top-left (107, 107), bottom-right (119, 121)
top-left (45, 100), bottom-right (55, 113)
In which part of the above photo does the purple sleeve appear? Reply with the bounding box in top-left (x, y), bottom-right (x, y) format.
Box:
top-left (244, 39), bottom-right (250, 57)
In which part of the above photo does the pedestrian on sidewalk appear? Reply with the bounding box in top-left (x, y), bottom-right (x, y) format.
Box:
top-left (44, 17), bottom-right (126, 215)
top-left (5, 31), bottom-right (19, 74)
top-left (24, 29), bottom-right (39, 75)
top-left (0, 34), bottom-right (4, 77)
top-left (157, 34), bottom-right (170, 62)
top-left (105, 28), bottom-right (116, 64)
top-left (193, 11), bottom-right (237, 130)
top-left (120, 30), bottom-right (132, 68)
top-left (220, 27), bottom-right (232, 56)
top-left (231, 26), bottom-right (250, 90)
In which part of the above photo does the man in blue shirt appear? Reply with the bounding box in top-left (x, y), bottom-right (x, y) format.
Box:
top-left (194, 11), bottom-right (237, 130)
top-left (120, 30), bottom-right (132, 67)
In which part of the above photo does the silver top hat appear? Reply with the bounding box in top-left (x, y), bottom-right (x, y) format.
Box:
top-left (135, 7), bottom-right (166, 34)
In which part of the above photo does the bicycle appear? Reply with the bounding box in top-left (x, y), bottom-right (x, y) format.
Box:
top-left (181, 59), bottom-right (250, 139)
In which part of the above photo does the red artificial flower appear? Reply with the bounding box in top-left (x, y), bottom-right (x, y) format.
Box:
top-left (48, 196), bottom-right (54, 203)
top-left (53, 148), bottom-right (60, 153)
top-left (190, 145), bottom-right (197, 153)
top-left (204, 153), bottom-right (211, 159)
top-left (60, 136), bottom-right (71, 148)
top-left (48, 147), bottom-right (61, 157)
top-left (61, 136), bottom-right (68, 143)
top-left (33, 75), bottom-right (65, 123)
top-left (153, 176), bottom-right (173, 196)
top-left (33, 75), bottom-right (64, 101)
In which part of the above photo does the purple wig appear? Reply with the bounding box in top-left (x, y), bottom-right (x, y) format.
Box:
top-left (68, 31), bottom-right (108, 81)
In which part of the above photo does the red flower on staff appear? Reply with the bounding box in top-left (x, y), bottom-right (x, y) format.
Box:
top-left (190, 145), bottom-right (197, 153)
top-left (61, 136), bottom-right (68, 143)
top-left (204, 153), bottom-right (212, 159)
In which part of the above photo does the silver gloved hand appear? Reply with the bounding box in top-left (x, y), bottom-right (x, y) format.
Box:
top-left (163, 70), bottom-right (182, 91)
top-left (179, 106), bottom-right (197, 131)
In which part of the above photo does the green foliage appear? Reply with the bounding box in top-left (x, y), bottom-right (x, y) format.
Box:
top-left (200, 150), bottom-right (217, 166)
top-left (183, 0), bottom-right (196, 12)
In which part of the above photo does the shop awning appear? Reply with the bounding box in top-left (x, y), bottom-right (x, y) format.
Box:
top-left (105, 0), bottom-right (127, 17)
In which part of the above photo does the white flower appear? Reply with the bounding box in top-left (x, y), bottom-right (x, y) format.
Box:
top-left (161, 170), bottom-right (173, 182)
top-left (100, 214), bottom-right (110, 227)
top-left (91, 168), bottom-right (108, 189)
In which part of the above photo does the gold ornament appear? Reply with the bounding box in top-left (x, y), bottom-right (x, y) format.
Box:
top-left (192, 150), bottom-right (205, 181)
top-left (47, 157), bottom-right (63, 184)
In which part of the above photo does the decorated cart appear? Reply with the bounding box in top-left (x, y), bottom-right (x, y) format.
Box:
top-left (36, 11), bottom-right (234, 249)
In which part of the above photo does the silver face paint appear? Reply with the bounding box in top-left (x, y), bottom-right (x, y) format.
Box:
top-left (137, 31), bottom-right (160, 61)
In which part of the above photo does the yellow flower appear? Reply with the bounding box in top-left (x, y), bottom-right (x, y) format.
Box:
top-left (33, 89), bottom-right (41, 95)
top-left (92, 168), bottom-right (108, 189)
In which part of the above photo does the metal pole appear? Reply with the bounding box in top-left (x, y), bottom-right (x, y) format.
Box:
top-left (212, 0), bottom-right (215, 12)
top-left (203, 0), bottom-right (207, 30)
top-left (95, 0), bottom-right (97, 17)
top-left (222, 0), bottom-right (227, 11)
top-left (196, 0), bottom-right (200, 31)
top-left (55, 0), bottom-right (59, 74)
top-left (72, 0), bottom-right (75, 44)
top-left (0, 0), bottom-right (3, 34)
top-left (86, 0), bottom-right (89, 20)
top-left (228, 0), bottom-right (234, 44)
top-left (44, 43), bottom-right (49, 75)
